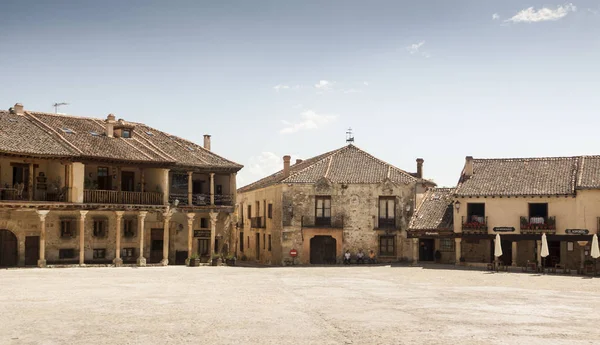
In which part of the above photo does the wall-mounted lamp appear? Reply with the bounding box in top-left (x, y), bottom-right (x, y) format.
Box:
top-left (454, 201), bottom-right (461, 212)
top-left (405, 204), bottom-right (411, 212)
top-left (173, 199), bottom-right (180, 207)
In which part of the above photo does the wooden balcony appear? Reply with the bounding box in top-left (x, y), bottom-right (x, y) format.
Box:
top-left (168, 193), bottom-right (233, 207)
top-left (84, 190), bottom-right (163, 205)
top-left (520, 216), bottom-right (556, 234)
top-left (0, 187), bottom-right (68, 202)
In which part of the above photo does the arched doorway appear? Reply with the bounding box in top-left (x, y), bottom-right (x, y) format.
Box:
top-left (310, 236), bottom-right (336, 264)
top-left (0, 229), bottom-right (18, 267)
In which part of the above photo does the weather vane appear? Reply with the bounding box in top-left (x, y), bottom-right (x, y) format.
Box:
top-left (346, 127), bottom-right (354, 144)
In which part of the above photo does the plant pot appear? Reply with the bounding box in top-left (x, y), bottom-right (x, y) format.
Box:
top-left (188, 258), bottom-right (200, 267)
top-left (211, 258), bottom-right (221, 266)
top-left (225, 259), bottom-right (236, 266)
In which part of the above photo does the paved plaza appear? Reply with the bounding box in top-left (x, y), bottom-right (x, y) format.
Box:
top-left (2, 266), bottom-right (600, 344)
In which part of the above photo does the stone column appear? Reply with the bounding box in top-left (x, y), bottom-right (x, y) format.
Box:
top-left (230, 173), bottom-right (237, 206)
top-left (412, 238), bottom-right (419, 264)
top-left (511, 241), bottom-right (518, 266)
top-left (37, 210), bottom-right (50, 267)
top-left (113, 211), bottom-right (124, 266)
top-left (186, 213), bottom-right (196, 263)
top-left (137, 211), bottom-right (147, 266)
top-left (79, 210), bottom-right (88, 266)
top-left (536, 240), bottom-right (542, 267)
top-left (187, 171), bottom-right (193, 206)
top-left (454, 238), bottom-right (462, 265)
top-left (210, 212), bottom-right (218, 255)
top-left (210, 173), bottom-right (215, 205)
top-left (161, 210), bottom-right (172, 266)
top-left (28, 163), bottom-right (34, 201)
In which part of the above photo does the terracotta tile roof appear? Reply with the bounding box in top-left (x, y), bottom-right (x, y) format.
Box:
top-left (0, 110), bottom-right (77, 157)
top-left (409, 188), bottom-right (455, 230)
top-left (577, 156), bottom-right (600, 189)
top-left (455, 157), bottom-right (579, 197)
top-left (239, 144), bottom-right (426, 193)
top-left (0, 109), bottom-right (242, 170)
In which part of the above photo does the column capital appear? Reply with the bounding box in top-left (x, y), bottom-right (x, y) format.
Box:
top-left (210, 172), bottom-right (215, 177)
top-left (454, 238), bottom-right (462, 244)
top-left (186, 212), bottom-right (196, 221)
top-left (209, 212), bottom-right (218, 223)
top-left (163, 212), bottom-right (173, 221)
top-left (138, 211), bottom-right (148, 220)
top-left (187, 171), bottom-right (193, 177)
top-left (114, 211), bottom-right (124, 218)
top-left (79, 210), bottom-right (89, 220)
top-left (37, 210), bottom-right (50, 221)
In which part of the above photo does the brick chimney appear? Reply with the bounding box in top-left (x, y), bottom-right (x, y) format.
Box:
top-left (416, 158), bottom-right (424, 179)
top-left (203, 134), bottom-right (211, 151)
top-left (13, 103), bottom-right (24, 116)
top-left (283, 155), bottom-right (291, 178)
top-left (296, 159), bottom-right (303, 165)
top-left (465, 156), bottom-right (474, 177)
top-left (105, 114), bottom-right (116, 138)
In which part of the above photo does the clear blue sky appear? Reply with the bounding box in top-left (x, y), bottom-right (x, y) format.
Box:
top-left (1, 1), bottom-right (599, 187)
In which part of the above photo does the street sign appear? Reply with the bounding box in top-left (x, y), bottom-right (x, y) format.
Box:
top-left (493, 227), bottom-right (515, 232)
top-left (289, 249), bottom-right (298, 257)
top-left (566, 229), bottom-right (589, 235)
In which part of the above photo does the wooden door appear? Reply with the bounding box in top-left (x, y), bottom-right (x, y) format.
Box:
top-left (25, 236), bottom-right (39, 266)
top-left (149, 229), bottom-right (163, 263)
top-left (255, 233), bottom-right (260, 260)
top-left (121, 171), bottom-right (135, 192)
top-left (0, 230), bottom-right (18, 267)
top-left (310, 236), bottom-right (337, 264)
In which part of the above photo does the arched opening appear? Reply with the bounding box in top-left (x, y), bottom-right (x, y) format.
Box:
top-left (310, 235), bottom-right (336, 265)
top-left (0, 229), bottom-right (18, 267)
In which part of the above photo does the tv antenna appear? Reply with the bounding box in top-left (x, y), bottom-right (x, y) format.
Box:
top-left (346, 127), bottom-right (354, 144)
top-left (52, 102), bottom-right (69, 114)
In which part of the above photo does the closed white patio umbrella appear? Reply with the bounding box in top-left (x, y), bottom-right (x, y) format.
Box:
top-left (494, 233), bottom-right (503, 270)
top-left (541, 233), bottom-right (550, 272)
top-left (591, 234), bottom-right (600, 259)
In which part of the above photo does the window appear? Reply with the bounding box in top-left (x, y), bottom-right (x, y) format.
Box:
top-left (198, 239), bottom-right (210, 256)
top-left (59, 249), bottom-right (75, 259)
top-left (93, 248), bottom-right (106, 259)
top-left (240, 203), bottom-right (244, 223)
top-left (315, 196), bottom-right (331, 226)
top-left (200, 218), bottom-right (208, 229)
top-left (268, 203), bottom-right (273, 219)
top-left (248, 205), bottom-right (252, 219)
top-left (379, 236), bottom-right (395, 256)
top-left (263, 234), bottom-right (266, 249)
top-left (123, 219), bottom-right (135, 238)
top-left (529, 203), bottom-right (548, 218)
top-left (122, 129), bottom-right (131, 138)
top-left (467, 203), bottom-right (485, 222)
top-left (97, 167), bottom-right (111, 190)
top-left (440, 238), bottom-right (454, 251)
top-left (255, 201), bottom-right (260, 218)
top-left (268, 234), bottom-right (272, 251)
top-left (214, 238), bottom-right (219, 253)
top-left (122, 248), bottom-right (135, 258)
top-left (61, 128), bottom-right (75, 134)
top-left (60, 220), bottom-right (74, 238)
top-left (93, 219), bottom-right (107, 238)
top-left (239, 232), bottom-right (244, 252)
top-left (378, 197), bottom-right (396, 228)
top-left (247, 236), bottom-right (250, 249)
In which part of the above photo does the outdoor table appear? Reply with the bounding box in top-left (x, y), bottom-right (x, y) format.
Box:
top-left (522, 261), bottom-right (537, 272)
top-left (552, 264), bottom-right (569, 274)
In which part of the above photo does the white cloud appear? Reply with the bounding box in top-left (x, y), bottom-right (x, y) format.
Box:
top-left (407, 41), bottom-right (425, 54)
top-left (273, 84), bottom-right (290, 92)
top-left (314, 80), bottom-right (333, 90)
top-left (238, 152), bottom-right (291, 187)
top-left (280, 110), bottom-right (338, 134)
top-left (505, 3), bottom-right (576, 23)
top-left (363, 81), bottom-right (369, 86)
top-left (492, 13), bottom-right (500, 20)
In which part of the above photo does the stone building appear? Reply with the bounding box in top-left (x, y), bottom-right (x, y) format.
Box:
top-left (407, 187), bottom-right (455, 264)
top-left (0, 103), bottom-right (242, 268)
top-left (453, 155), bottom-right (600, 270)
top-left (235, 144), bottom-right (434, 265)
